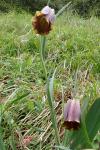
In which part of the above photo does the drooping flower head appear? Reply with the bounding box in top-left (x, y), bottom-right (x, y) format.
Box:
top-left (63, 99), bottom-right (81, 130)
top-left (32, 6), bottom-right (55, 35)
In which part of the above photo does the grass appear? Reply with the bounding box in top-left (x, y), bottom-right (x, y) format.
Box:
top-left (0, 11), bottom-right (100, 149)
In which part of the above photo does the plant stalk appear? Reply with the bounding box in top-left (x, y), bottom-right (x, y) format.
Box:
top-left (40, 36), bottom-right (47, 80)
top-left (40, 36), bottom-right (60, 146)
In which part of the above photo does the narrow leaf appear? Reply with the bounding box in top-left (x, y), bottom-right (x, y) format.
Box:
top-left (86, 97), bottom-right (100, 140)
top-left (56, 2), bottom-right (71, 17)
top-left (47, 68), bottom-right (60, 145)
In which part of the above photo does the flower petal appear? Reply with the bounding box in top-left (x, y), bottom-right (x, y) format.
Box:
top-left (41, 6), bottom-right (51, 15)
top-left (42, 6), bottom-right (55, 24)
top-left (47, 9), bottom-right (55, 23)
top-left (64, 99), bottom-right (72, 121)
top-left (63, 99), bottom-right (81, 130)
top-left (32, 11), bottom-right (51, 35)
top-left (74, 100), bottom-right (81, 122)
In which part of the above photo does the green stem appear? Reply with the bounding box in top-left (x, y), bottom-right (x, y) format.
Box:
top-left (40, 36), bottom-right (47, 80)
top-left (47, 0), bottom-right (51, 5)
top-left (40, 35), bottom-right (46, 58)
top-left (39, 37), bottom-right (60, 146)
top-left (56, 2), bottom-right (71, 17)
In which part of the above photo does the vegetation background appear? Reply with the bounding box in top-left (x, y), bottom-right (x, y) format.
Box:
top-left (0, 0), bottom-right (100, 150)
top-left (0, 0), bottom-right (100, 17)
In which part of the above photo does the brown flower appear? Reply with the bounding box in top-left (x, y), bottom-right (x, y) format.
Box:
top-left (63, 99), bottom-right (81, 130)
top-left (32, 6), bottom-right (55, 35)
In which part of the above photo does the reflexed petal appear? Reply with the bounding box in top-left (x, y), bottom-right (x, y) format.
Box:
top-left (47, 9), bottom-right (55, 23)
top-left (41, 6), bottom-right (51, 15)
top-left (42, 6), bottom-right (55, 23)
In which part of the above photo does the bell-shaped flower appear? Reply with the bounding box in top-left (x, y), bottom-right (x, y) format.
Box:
top-left (63, 99), bottom-right (81, 130)
top-left (32, 6), bottom-right (55, 35)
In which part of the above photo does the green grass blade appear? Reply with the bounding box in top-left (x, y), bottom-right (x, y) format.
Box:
top-left (54, 145), bottom-right (70, 150)
top-left (9, 133), bottom-right (17, 150)
top-left (0, 128), bottom-right (6, 150)
top-left (4, 92), bottom-right (30, 110)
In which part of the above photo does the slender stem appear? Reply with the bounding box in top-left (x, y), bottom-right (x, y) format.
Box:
top-left (56, 2), bottom-right (71, 17)
top-left (40, 36), bottom-right (47, 80)
top-left (40, 36), bottom-right (60, 147)
top-left (41, 35), bottom-right (46, 58)
top-left (47, 0), bottom-right (51, 5)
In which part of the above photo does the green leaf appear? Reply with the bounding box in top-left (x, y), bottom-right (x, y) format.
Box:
top-left (63, 130), bottom-right (73, 147)
top-left (47, 68), bottom-right (56, 107)
top-left (47, 68), bottom-right (60, 145)
top-left (86, 97), bottom-right (100, 140)
top-left (70, 98), bottom-right (100, 149)
top-left (70, 123), bottom-right (91, 149)
top-left (81, 96), bottom-right (90, 117)
top-left (49, 68), bottom-right (56, 102)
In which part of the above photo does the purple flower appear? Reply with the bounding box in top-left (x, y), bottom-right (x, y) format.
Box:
top-left (63, 99), bottom-right (81, 130)
top-left (41, 6), bottom-right (55, 23)
top-left (32, 6), bottom-right (55, 35)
